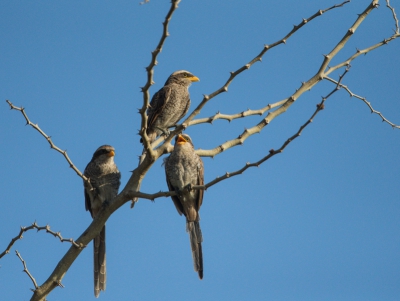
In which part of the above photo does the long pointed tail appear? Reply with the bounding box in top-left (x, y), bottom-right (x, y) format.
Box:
top-left (93, 225), bottom-right (106, 298)
top-left (187, 221), bottom-right (203, 279)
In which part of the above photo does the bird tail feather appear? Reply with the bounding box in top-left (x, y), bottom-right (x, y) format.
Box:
top-left (94, 225), bottom-right (106, 297)
top-left (187, 220), bottom-right (203, 279)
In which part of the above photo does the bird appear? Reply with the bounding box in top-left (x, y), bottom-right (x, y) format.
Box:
top-left (142, 70), bottom-right (200, 143)
top-left (164, 134), bottom-right (204, 279)
top-left (133, 70), bottom-right (200, 207)
top-left (83, 145), bottom-right (121, 298)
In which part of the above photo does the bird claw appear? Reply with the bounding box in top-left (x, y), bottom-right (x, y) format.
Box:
top-left (185, 184), bottom-right (193, 192)
top-left (155, 126), bottom-right (170, 137)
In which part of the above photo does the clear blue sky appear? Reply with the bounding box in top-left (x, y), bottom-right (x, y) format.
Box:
top-left (1, 1), bottom-right (399, 300)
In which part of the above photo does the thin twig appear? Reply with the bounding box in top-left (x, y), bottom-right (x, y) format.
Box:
top-left (139, 0), bottom-right (181, 156)
top-left (325, 76), bottom-right (400, 129)
top-left (0, 222), bottom-right (82, 259)
top-left (188, 99), bottom-right (287, 126)
top-left (386, 0), bottom-right (399, 33)
top-left (6, 100), bottom-right (90, 184)
top-left (326, 1), bottom-right (400, 75)
top-left (15, 250), bottom-right (39, 290)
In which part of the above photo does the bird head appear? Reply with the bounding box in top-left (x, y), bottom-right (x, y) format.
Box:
top-left (175, 134), bottom-right (194, 147)
top-left (92, 145), bottom-right (116, 162)
top-left (167, 70), bottom-right (200, 86)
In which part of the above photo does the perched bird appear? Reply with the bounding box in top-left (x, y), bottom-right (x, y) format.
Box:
top-left (142, 70), bottom-right (200, 143)
top-left (84, 145), bottom-right (121, 298)
top-left (133, 70), bottom-right (200, 207)
top-left (164, 134), bottom-right (204, 279)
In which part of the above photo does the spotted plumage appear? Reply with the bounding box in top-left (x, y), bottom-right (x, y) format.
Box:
top-left (142, 70), bottom-right (199, 143)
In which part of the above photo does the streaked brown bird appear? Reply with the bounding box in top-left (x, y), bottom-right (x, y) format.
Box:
top-left (133, 70), bottom-right (200, 206)
top-left (142, 70), bottom-right (200, 143)
top-left (164, 134), bottom-right (204, 279)
top-left (84, 145), bottom-right (121, 298)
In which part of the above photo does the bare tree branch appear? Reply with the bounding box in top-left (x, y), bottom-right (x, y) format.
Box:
top-left (327, 1), bottom-right (400, 75)
top-left (180, 0), bottom-right (351, 127)
top-left (386, 0), bottom-right (399, 33)
top-left (0, 222), bottom-right (81, 259)
top-left (0, 222), bottom-right (83, 258)
top-left (194, 1), bottom-right (382, 158)
top-left (6, 100), bottom-right (89, 182)
top-left (325, 76), bottom-right (400, 129)
top-left (188, 99), bottom-right (287, 126)
top-left (199, 66), bottom-right (350, 189)
top-left (148, 99), bottom-right (287, 150)
top-left (139, 0), bottom-right (181, 156)
top-left (15, 250), bottom-right (39, 290)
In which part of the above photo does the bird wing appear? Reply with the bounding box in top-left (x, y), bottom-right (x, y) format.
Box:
top-left (196, 158), bottom-right (204, 211)
top-left (103, 171), bottom-right (121, 192)
top-left (147, 86), bottom-right (172, 129)
top-left (84, 162), bottom-right (98, 217)
top-left (164, 157), bottom-right (184, 216)
top-left (177, 95), bottom-right (191, 122)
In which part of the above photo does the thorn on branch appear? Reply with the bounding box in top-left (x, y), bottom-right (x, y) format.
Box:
top-left (56, 281), bottom-right (65, 288)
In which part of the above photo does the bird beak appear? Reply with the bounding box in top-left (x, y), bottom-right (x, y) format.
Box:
top-left (177, 135), bottom-right (187, 145)
top-left (188, 75), bottom-right (200, 82)
top-left (107, 150), bottom-right (115, 157)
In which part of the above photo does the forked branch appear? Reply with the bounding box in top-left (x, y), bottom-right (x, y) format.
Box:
top-left (0, 222), bottom-right (81, 259)
top-left (5, 100), bottom-right (90, 185)
top-left (325, 76), bottom-right (400, 129)
top-left (15, 250), bottom-right (39, 290)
